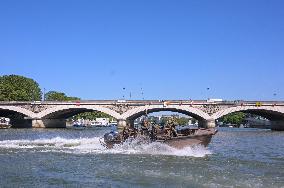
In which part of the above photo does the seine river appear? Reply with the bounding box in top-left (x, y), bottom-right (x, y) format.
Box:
top-left (0, 127), bottom-right (283, 188)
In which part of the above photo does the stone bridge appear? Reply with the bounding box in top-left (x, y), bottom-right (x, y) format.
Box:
top-left (0, 100), bottom-right (284, 130)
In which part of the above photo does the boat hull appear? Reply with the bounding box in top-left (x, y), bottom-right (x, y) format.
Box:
top-left (157, 135), bottom-right (213, 149)
top-left (0, 124), bottom-right (12, 129)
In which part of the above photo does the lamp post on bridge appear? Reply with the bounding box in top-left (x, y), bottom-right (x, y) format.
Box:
top-left (122, 87), bottom-right (132, 100)
top-left (273, 93), bottom-right (277, 102)
top-left (43, 88), bottom-right (46, 101)
top-left (141, 87), bottom-right (144, 100)
top-left (206, 87), bottom-right (210, 100)
top-left (122, 87), bottom-right (126, 100)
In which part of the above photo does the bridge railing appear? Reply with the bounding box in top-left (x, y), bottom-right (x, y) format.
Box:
top-left (0, 100), bottom-right (284, 106)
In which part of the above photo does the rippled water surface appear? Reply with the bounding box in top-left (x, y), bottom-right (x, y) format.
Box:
top-left (0, 127), bottom-right (283, 187)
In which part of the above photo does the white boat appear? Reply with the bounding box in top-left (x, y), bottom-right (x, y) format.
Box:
top-left (90, 118), bottom-right (111, 127)
top-left (90, 122), bottom-right (105, 127)
top-left (72, 123), bottom-right (86, 129)
top-left (0, 117), bottom-right (11, 129)
top-left (109, 121), bottom-right (118, 126)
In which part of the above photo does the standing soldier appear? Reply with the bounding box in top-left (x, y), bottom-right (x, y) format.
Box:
top-left (141, 119), bottom-right (149, 136)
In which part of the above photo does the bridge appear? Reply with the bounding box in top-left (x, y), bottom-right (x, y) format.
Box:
top-left (1, 100), bottom-right (284, 131)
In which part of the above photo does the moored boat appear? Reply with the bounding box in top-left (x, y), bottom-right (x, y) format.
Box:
top-left (0, 117), bottom-right (11, 129)
top-left (72, 123), bottom-right (86, 129)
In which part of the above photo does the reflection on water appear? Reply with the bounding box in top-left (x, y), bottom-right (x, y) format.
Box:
top-left (0, 127), bottom-right (283, 187)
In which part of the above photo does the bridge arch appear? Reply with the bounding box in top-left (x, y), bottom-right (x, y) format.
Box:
top-left (121, 105), bottom-right (211, 121)
top-left (212, 106), bottom-right (284, 120)
top-left (0, 105), bottom-right (35, 118)
top-left (36, 105), bottom-right (122, 120)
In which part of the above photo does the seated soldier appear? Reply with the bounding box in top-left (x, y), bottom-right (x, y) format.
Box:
top-left (122, 126), bottom-right (130, 140)
top-left (170, 124), bottom-right (178, 137)
top-left (163, 122), bottom-right (172, 138)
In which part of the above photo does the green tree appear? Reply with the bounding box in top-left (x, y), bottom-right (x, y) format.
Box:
top-left (0, 75), bottom-right (42, 101)
top-left (220, 112), bottom-right (245, 125)
top-left (44, 91), bottom-right (114, 120)
top-left (72, 111), bottom-right (115, 120)
top-left (44, 91), bottom-right (112, 120)
top-left (45, 91), bottom-right (80, 101)
top-left (175, 117), bottom-right (189, 126)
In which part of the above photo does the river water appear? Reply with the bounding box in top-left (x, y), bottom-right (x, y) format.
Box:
top-left (0, 127), bottom-right (283, 188)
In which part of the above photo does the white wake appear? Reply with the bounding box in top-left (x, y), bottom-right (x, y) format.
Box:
top-left (0, 137), bottom-right (211, 157)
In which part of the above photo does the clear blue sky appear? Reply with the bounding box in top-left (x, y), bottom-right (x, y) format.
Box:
top-left (1, 0), bottom-right (283, 100)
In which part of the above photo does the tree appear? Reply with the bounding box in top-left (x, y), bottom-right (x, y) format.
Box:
top-left (45, 91), bottom-right (80, 101)
top-left (220, 112), bottom-right (245, 125)
top-left (44, 91), bottom-right (113, 120)
top-left (72, 111), bottom-right (115, 121)
top-left (0, 75), bottom-right (42, 101)
top-left (175, 117), bottom-right (189, 126)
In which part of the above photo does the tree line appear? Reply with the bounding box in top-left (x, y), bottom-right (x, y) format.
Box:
top-left (0, 74), bottom-right (80, 101)
top-left (219, 112), bottom-right (246, 126)
top-left (0, 74), bottom-right (111, 119)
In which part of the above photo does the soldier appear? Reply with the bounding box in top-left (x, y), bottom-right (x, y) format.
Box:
top-left (127, 123), bottom-right (138, 138)
top-left (163, 118), bottom-right (178, 138)
top-left (170, 122), bottom-right (178, 137)
top-left (131, 127), bottom-right (138, 138)
top-left (141, 119), bottom-right (149, 135)
top-left (149, 122), bottom-right (158, 140)
top-left (122, 125), bottom-right (130, 140)
top-left (170, 117), bottom-right (178, 137)
top-left (164, 120), bottom-right (172, 138)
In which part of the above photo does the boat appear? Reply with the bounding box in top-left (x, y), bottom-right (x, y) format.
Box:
top-left (109, 121), bottom-right (117, 126)
top-left (156, 128), bottom-right (217, 149)
top-left (90, 118), bottom-right (111, 127)
top-left (73, 123), bottom-right (86, 127)
top-left (0, 117), bottom-right (12, 129)
top-left (101, 125), bottom-right (218, 149)
top-left (72, 123), bottom-right (86, 129)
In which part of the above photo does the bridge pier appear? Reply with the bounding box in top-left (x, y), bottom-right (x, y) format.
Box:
top-left (199, 119), bottom-right (216, 128)
top-left (270, 120), bottom-right (284, 131)
top-left (32, 119), bottom-right (66, 128)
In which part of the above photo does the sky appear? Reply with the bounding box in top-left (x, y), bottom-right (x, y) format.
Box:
top-left (0, 0), bottom-right (284, 100)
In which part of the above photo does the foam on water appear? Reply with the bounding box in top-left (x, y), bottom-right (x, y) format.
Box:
top-left (0, 136), bottom-right (211, 157)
